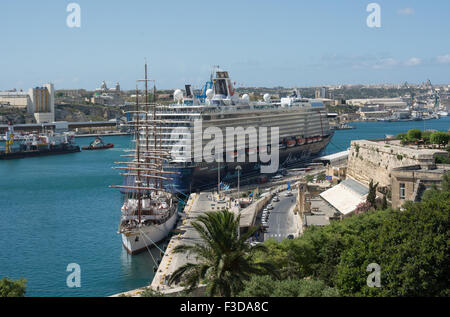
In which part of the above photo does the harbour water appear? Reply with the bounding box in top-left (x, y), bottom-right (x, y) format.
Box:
top-left (0, 117), bottom-right (449, 296)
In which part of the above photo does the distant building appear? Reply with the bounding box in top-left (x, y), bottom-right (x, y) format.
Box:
top-left (320, 178), bottom-right (369, 217)
top-left (347, 139), bottom-right (449, 208)
top-left (0, 91), bottom-right (32, 109)
top-left (29, 84), bottom-right (55, 123)
top-left (347, 98), bottom-right (407, 109)
top-left (359, 110), bottom-right (390, 120)
top-left (391, 164), bottom-right (450, 209)
top-left (91, 81), bottom-right (123, 106)
top-left (315, 87), bottom-right (326, 99)
top-left (0, 83), bottom-right (55, 123)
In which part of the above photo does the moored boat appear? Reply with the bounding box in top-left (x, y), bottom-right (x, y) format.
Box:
top-left (82, 137), bottom-right (114, 150)
top-left (110, 63), bottom-right (178, 254)
top-left (0, 124), bottom-right (80, 160)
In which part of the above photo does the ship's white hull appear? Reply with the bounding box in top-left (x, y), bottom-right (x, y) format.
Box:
top-left (121, 210), bottom-right (178, 254)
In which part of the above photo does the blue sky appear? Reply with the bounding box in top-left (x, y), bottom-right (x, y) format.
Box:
top-left (1, 0), bottom-right (449, 90)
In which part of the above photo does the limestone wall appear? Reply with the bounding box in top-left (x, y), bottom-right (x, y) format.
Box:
top-left (347, 140), bottom-right (446, 188)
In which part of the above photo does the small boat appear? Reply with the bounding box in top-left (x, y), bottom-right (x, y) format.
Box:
top-left (82, 137), bottom-right (114, 150)
top-left (287, 139), bottom-right (296, 148)
top-left (296, 137), bottom-right (306, 146)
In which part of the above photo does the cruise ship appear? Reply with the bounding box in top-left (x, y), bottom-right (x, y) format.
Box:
top-left (124, 68), bottom-right (334, 194)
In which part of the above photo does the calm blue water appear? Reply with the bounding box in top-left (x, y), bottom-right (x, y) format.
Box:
top-left (324, 117), bottom-right (450, 154)
top-left (0, 136), bottom-right (163, 297)
top-left (0, 117), bottom-right (449, 297)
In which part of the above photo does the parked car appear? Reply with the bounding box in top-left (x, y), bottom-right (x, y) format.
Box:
top-left (287, 234), bottom-right (294, 240)
top-left (284, 191), bottom-right (293, 197)
top-left (267, 204), bottom-right (274, 210)
top-left (272, 196), bottom-right (279, 202)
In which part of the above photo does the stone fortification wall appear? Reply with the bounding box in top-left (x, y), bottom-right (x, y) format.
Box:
top-left (347, 140), bottom-right (446, 188)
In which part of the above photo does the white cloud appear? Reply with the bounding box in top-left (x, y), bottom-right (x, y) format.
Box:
top-left (437, 54), bottom-right (450, 64)
top-left (372, 58), bottom-right (398, 69)
top-left (405, 57), bottom-right (421, 66)
top-left (397, 8), bottom-right (414, 15)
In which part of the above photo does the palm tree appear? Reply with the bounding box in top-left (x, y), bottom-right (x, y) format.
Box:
top-left (168, 209), bottom-right (278, 296)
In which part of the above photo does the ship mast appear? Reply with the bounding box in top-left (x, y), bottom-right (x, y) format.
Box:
top-left (110, 63), bottom-right (178, 213)
top-left (145, 62), bottom-right (150, 190)
top-left (135, 85), bottom-right (142, 224)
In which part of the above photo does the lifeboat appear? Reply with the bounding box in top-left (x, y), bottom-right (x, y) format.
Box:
top-left (306, 137), bottom-right (313, 144)
top-left (286, 139), bottom-right (296, 148)
top-left (296, 138), bottom-right (306, 146)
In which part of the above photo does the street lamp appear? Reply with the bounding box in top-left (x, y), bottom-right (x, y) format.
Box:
top-left (236, 165), bottom-right (242, 210)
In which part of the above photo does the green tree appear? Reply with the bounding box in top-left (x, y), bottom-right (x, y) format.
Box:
top-left (139, 288), bottom-right (166, 297)
top-left (396, 132), bottom-right (407, 141)
top-left (168, 210), bottom-right (278, 296)
top-left (366, 180), bottom-right (379, 206)
top-left (336, 192), bottom-right (450, 296)
top-left (430, 132), bottom-right (450, 148)
top-left (381, 194), bottom-right (388, 210)
top-left (435, 155), bottom-right (450, 164)
top-left (407, 129), bottom-right (422, 141)
top-left (316, 173), bottom-right (326, 182)
top-left (239, 275), bottom-right (339, 297)
top-left (0, 277), bottom-right (27, 297)
top-left (442, 172), bottom-right (450, 192)
top-left (422, 131), bottom-right (433, 144)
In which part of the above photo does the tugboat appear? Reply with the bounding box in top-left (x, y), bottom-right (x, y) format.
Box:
top-left (82, 137), bottom-right (114, 150)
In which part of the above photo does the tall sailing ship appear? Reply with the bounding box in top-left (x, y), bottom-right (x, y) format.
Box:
top-left (111, 65), bottom-right (178, 254)
top-left (133, 67), bottom-right (334, 194)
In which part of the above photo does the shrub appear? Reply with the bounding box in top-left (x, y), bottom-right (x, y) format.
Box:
top-left (407, 129), bottom-right (422, 141)
top-left (430, 132), bottom-right (450, 148)
top-left (0, 277), bottom-right (26, 297)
